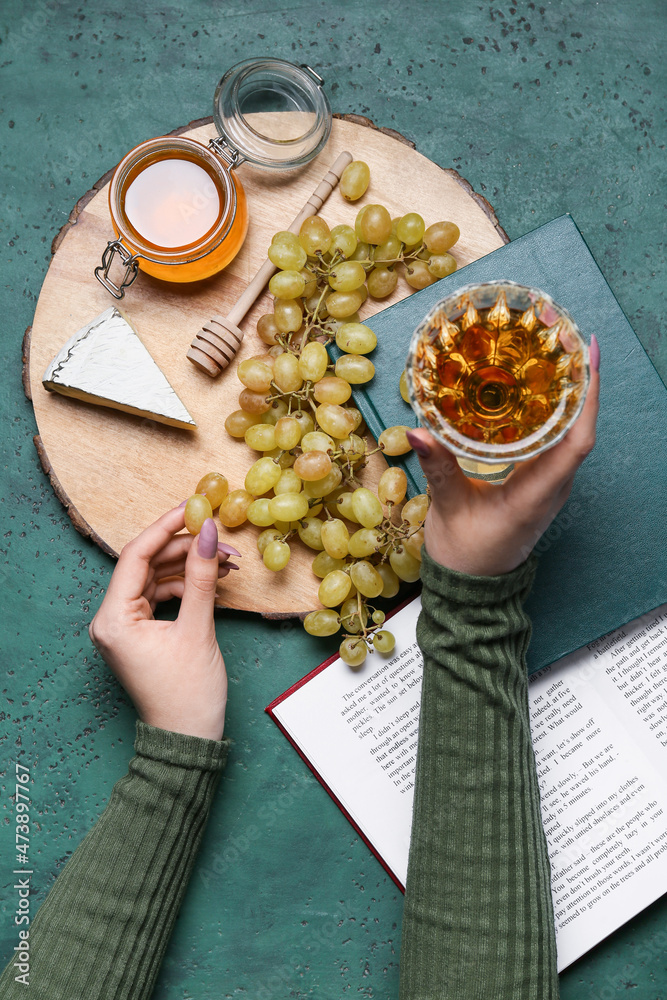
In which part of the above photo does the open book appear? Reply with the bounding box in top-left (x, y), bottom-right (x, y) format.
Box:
top-left (267, 596), bottom-right (667, 972)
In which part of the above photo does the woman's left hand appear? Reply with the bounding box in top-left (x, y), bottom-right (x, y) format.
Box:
top-left (89, 507), bottom-right (238, 741)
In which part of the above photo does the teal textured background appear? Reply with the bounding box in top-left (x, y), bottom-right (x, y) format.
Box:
top-left (1, 1), bottom-right (665, 997)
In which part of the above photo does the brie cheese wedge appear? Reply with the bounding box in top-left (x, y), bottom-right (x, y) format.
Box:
top-left (42, 307), bottom-right (196, 429)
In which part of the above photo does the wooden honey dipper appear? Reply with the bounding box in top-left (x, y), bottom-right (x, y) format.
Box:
top-left (187, 150), bottom-right (353, 377)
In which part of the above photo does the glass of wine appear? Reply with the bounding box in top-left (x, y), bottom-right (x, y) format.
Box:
top-left (405, 281), bottom-right (590, 474)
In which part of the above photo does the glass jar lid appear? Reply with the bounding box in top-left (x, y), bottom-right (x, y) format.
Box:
top-left (213, 58), bottom-right (332, 170)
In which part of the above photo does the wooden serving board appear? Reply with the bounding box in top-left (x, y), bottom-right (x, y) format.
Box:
top-left (25, 114), bottom-right (507, 616)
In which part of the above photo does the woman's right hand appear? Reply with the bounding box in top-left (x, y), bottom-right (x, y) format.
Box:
top-left (406, 335), bottom-right (601, 577)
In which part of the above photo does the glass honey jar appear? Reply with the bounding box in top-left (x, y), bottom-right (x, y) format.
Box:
top-left (95, 59), bottom-right (332, 298)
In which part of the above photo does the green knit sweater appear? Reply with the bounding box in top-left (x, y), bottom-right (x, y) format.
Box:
top-left (0, 552), bottom-right (558, 998)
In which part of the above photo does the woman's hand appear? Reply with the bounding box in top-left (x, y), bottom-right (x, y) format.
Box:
top-left (406, 335), bottom-right (600, 577)
top-left (89, 508), bottom-right (239, 741)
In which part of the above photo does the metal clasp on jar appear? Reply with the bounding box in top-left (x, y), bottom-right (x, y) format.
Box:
top-left (208, 136), bottom-right (246, 169)
top-left (94, 240), bottom-right (141, 299)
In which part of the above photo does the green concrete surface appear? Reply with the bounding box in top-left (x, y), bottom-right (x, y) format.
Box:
top-left (1, 0), bottom-right (665, 996)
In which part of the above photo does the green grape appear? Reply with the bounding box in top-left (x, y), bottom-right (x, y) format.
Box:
top-left (225, 409), bottom-right (264, 437)
top-left (372, 235), bottom-right (402, 262)
top-left (354, 205), bottom-right (370, 240)
top-left (313, 376), bottom-right (352, 405)
top-left (273, 352), bottom-right (303, 392)
top-left (269, 269), bottom-right (306, 300)
top-left (328, 260), bottom-right (366, 292)
top-left (326, 289), bottom-right (365, 319)
top-left (298, 341), bottom-right (329, 382)
top-left (299, 216), bottom-right (332, 255)
top-left (263, 539), bottom-right (291, 571)
top-left (357, 204), bottom-right (392, 244)
top-left (348, 527), bottom-right (384, 558)
top-left (297, 516), bottom-right (325, 551)
top-left (257, 527), bottom-right (282, 555)
top-left (378, 466), bottom-right (408, 505)
top-left (378, 424), bottom-right (412, 456)
top-left (389, 545), bottom-right (422, 582)
top-left (267, 241), bottom-right (307, 271)
top-left (315, 402), bottom-right (356, 439)
top-left (237, 358), bottom-right (273, 392)
top-left (184, 494), bottom-right (212, 535)
top-left (273, 519), bottom-right (299, 533)
top-left (319, 569), bottom-right (352, 607)
top-left (335, 491), bottom-right (360, 523)
top-left (270, 447), bottom-right (296, 469)
top-left (404, 259), bottom-right (435, 290)
top-left (351, 487), bottom-right (383, 528)
top-left (335, 322), bottom-right (377, 356)
top-left (339, 596), bottom-right (368, 633)
top-left (367, 266), bottom-right (398, 299)
top-left (345, 407), bottom-right (364, 432)
top-left (373, 630), bottom-right (396, 654)
top-left (338, 433), bottom-right (367, 464)
top-left (402, 493), bottom-right (429, 525)
top-left (257, 313), bottom-right (281, 346)
top-left (350, 559), bottom-right (384, 598)
top-left (304, 289), bottom-right (330, 317)
top-left (423, 221), bottom-right (460, 254)
top-left (349, 240), bottom-right (371, 262)
top-left (340, 160), bottom-right (370, 201)
top-left (329, 223), bottom-right (358, 258)
top-left (245, 456), bottom-right (282, 496)
top-left (300, 431), bottom-right (335, 454)
top-left (396, 212), bottom-right (425, 245)
top-left (377, 562), bottom-right (400, 598)
top-left (372, 609), bottom-right (386, 625)
top-left (218, 489), bottom-right (253, 527)
top-left (399, 369), bottom-right (410, 403)
top-left (274, 415), bottom-right (302, 451)
top-left (303, 465), bottom-right (342, 498)
top-left (321, 518), bottom-right (349, 559)
top-left (195, 472), bottom-right (229, 509)
top-left (292, 410), bottom-right (315, 437)
top-left (271, 230), bottom-right (298, 246)
top-left (268, 492), bottom-right (309, 522)
top-left (293, 450), bottom-right (332, 481)
top-left (261, 399), bottom-right (289, 425)
top-left (274, 298), bottom-right (303, 334)
top-left (312, 551), bottom-right (345, 578)
top-left (247, 498), bottom-right (275, 527)
top-left (339, 636), bottom-right (368, 667)
top-left (405, 527), bottom-right (424, 561)
top-left (427, 253), bottom-right (457, 279)
top-left (245, 423), bottom-right (277, 452)
top-left (304, 609), bottom-right (341, 637)
top-left (274, 468), bottom-right (302, 495)
top-left (238, 388), bottom-right (271, 414)
top-left (300, 267), bottom-right (318, 297)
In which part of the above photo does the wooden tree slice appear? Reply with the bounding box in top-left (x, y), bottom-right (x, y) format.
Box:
top-left (25, 115), bottom-right (508, 617)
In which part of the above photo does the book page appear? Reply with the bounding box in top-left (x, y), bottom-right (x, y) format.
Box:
top-left (272, 597), bottom-right (424, 888)
top-left (528, 605), bottom-right (667, 970)
top-left (271, 597), bottom-right (667, 970)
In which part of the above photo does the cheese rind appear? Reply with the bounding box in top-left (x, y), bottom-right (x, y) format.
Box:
top-left (42, 307), bottom-right (196, 430)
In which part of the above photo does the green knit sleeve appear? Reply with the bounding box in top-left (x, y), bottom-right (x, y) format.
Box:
top-left (0, 722), bottom-right (229, 1000)
top-left (399, 550), bottom-right (559, 1000)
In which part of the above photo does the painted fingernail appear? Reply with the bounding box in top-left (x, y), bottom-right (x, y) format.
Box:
top-left (178, 500), bottom-right (188, 507)
top-left (218, 542), bottom-right (242, 557)
top-left (406, 429), bottom-right (431, 459)
top-left (198, 518), bottom-right (218, 559)
top-left (224, 562), bottom-right (240, 571)
top-left (590, 334), bottom-right (600, 372)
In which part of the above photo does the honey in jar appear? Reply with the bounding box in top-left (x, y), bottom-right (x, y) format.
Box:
top-left (95, 58), bottom-right (331, 298)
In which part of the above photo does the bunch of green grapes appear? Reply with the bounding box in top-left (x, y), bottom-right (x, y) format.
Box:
top-left (218, 310), bottom-right (429, 665)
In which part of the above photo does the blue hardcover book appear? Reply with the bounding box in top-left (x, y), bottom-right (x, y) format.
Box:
top-left (346, 215), bottom-right (667, 673)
